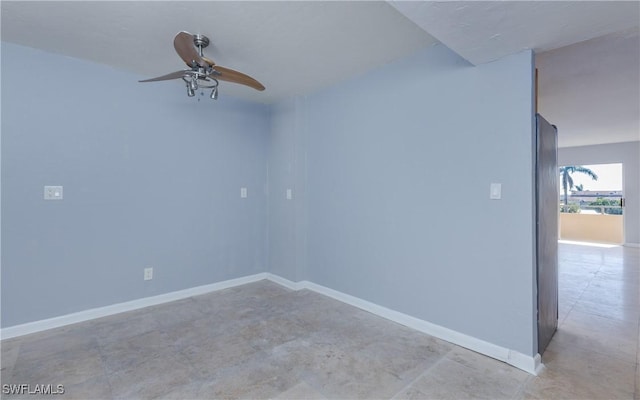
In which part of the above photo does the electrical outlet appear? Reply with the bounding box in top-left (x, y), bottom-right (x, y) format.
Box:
top-left (286, 189), bottom-right (293, 200)
top-left (490, 183), bottom-right (502, 200)
top-left (44, 186), bottom-right (63, 200)
top-left (144, 267), bottom-right (153, 281)
top-left (241, 187), bottom-right (248, 198)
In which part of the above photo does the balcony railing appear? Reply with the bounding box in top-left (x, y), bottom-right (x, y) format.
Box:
top-left (559, 208), bottom-right (623, 244)
top-left (560, 204), bottom-right (623, 215)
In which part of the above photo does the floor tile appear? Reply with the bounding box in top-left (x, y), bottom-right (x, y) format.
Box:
top-left (571, 298), bottom-right (640, 322)
top-left (1, 338), bottom-right (21, 382)
top-left (395, 354), bottom-right (527, 400)
top-left (53, 375), bottom-right (113, 400)
top-left (106, 352), bottom-right (196, 400)
top-left (275, 339), bottom-right (412, 399)
top-left (92, 311), bottom-right (159, 345)
top-left (148, 298), bottom-right (206, 329)
top-left (98, 330), bottom-right (179, 375)
top-left (13, 325), bottom-right (96, 364)
top-left (523, 348), bottom-right (635, 400)
top-left (180, 332), bottom-right (263, 381)
top-left (1, 244), bottom-right (638, 400)
top-left (274, 381), bottom-right (328, 399)
top-left (10, 343), bottom-right (104, 388)
top-left (553, 309), bottom-right (638, 363)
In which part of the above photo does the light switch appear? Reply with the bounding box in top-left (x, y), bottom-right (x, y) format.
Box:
top-left (490, 183), bottom-right (502, 200)
top-left (44, 186), bottom-right (63, 200)
top-left (240, 187), bottom-right (247, 198)
top-left (286, 189), bottom-right (293, 200)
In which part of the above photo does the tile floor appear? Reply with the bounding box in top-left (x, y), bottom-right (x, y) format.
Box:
top-left (1, 243), bottom-right (638, 399)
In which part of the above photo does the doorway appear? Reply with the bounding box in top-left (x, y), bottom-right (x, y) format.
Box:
top-left (559, 163), bottom-right (624, 244)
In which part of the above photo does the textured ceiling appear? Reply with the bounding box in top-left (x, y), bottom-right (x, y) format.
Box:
top-left (390, 0), bottom-right (640, 147)
top-left (389, 1), bottom-right (640, 65)
top-left (1, 1), bottom-right (639, 147)
top-left (0, 1), bottom-right (436, 103)
top-left (537, 28), bottom-right (640, 148)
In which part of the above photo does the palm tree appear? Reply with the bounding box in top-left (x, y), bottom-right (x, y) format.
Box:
top-left (559, 166), bottom-right (598, 212)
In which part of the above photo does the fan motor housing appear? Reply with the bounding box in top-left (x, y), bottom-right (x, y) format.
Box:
top-left (193, 34), bottom-right (210, 49)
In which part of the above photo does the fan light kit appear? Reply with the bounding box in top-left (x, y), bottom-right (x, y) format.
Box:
top-left (139, 32), bottom-right (265, 101)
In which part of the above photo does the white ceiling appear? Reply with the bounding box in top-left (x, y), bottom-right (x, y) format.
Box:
top-left (0, 1), bottom-right (436, 103)
top-left (1, 1), bottom-right (639, 147)
top-left (389, 1), bottom-right (640, 148)
top-left (389, 1), bottom-right (639, 65)
top-left (537, 28), bottom-right (639, 148)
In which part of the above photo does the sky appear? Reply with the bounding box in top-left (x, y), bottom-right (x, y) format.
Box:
top-left (560, 163), bottom-right (623, 192)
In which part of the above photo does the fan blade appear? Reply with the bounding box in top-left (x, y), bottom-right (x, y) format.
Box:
top-left (212, 66), bottom-right (265, 91)
top-left (201, 56), bottom-right (216, 67)
top-left (139, 70), bottom-right (187, 82)
top-left (174, 31), bottom-right (204, 67)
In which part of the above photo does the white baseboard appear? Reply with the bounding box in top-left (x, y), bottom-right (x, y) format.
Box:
top-left (1, 271), bottom-right (542, 376)
top-left (265, 273), bottom-right (541, 375)
top-left (0, 273), bottom-right (268, 340)
top-left (265, 273), bottom-right (304, 291)
top-left (624, 242), bottom-right (640, 248)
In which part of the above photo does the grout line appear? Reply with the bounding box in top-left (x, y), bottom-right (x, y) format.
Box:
top-left (557, 272), bottom-right (595, 328)
top-left (513, 373), bottom-right (537, 400)
top-left (558, 300), bottom-right (576, 328)
top-left (556, 269), bottom-right (639, 365)
top-left (389, 349), bottom-right (452, 399)
top-left (96, 341), bottom-right (117, 399)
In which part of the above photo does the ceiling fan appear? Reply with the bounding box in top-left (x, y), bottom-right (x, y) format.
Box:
top-left (139, 31), bottom-right (265, 100)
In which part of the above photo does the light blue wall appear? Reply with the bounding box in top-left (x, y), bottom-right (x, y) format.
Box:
top-left (269, 44), bottom-right (537, 355)
top-left (1, 43), bottom-right (270, 327)
top-left (3, 41), bottom-right (538, 356)
top-left (267, 98), bottom-right (308, 282)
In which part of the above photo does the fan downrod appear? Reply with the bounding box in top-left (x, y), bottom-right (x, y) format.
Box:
top-left (193, 34), bottom-right (210, 49)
